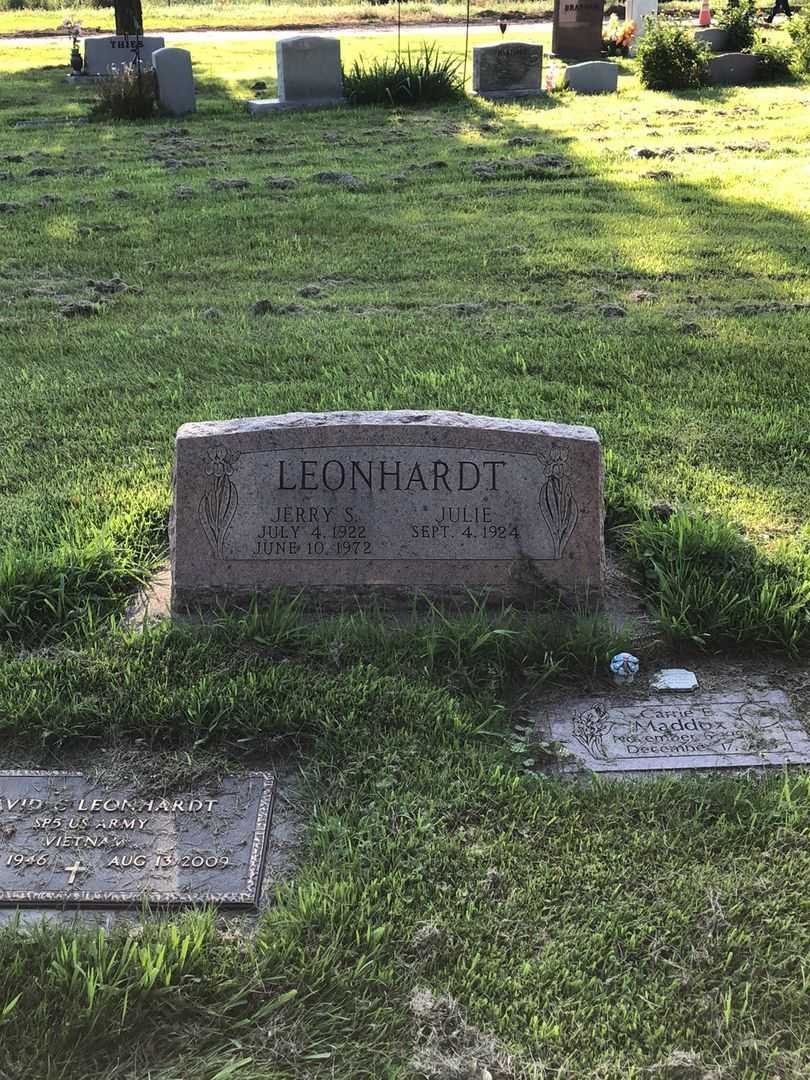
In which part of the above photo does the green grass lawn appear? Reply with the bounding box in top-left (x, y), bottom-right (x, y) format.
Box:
top-left (0, 32), bottom-right (809, 1079)
top-left (0, 1), bottom-right (553, 37)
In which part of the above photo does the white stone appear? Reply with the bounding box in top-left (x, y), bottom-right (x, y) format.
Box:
top-left (83, 35), bottom-right (165, 76)
top-left (153, 47), bottom-right (196, 117)
top-left (650, 668), bottom-right (699, 693)
top-left (626, 0), bottom-right (658, 53)
top-left (248, 34), bottom-right (344, 114)
top-left (563, 60), bottom-right (619, 94)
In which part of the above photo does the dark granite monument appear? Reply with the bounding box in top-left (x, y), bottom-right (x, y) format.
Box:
top-left (0, 772), bottom-right (275, 908)
top-left (552, 0), bottom-right (605, 58)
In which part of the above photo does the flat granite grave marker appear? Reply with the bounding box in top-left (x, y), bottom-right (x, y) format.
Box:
top-left (552, 0), bottom-right (604, 58)
top-left (472, 42), bottom-right (544, 99)
top-left (171, 410), bottom-right (605, 609)
top-left (247, 35), bottom-right (344, 114)
top-left (0, 772), bottom-right (274, 908)
top-left (535, 689), bottom-right (810, 774)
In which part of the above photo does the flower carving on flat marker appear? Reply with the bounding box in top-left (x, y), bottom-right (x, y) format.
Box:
top-left (572, 703), bottom-right (611, 760)
top-left (199, 445), bottom-right (240, 557)
top-left (539, 448), bottom-right (579, 559)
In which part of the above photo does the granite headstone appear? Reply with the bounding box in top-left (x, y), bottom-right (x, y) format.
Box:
top-left (0, 771), bottom-right (275, 908)
top-left (247, 35), bottom-right (344, 115)
top-left (153, 47), bottom-right (196, 116)
top-left (83, 35), bottom-right (165, 75)
top-left (171, 410), bottom-right (605, 608)
top-left (472, 42), bottom-right (544, 99)
top-left (552, 0), bottom-right (604, 58)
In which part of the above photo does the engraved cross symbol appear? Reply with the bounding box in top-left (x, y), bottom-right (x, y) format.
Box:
top-left (63, 861), bottom-right (87, 885)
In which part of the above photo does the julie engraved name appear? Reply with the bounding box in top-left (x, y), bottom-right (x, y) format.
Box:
top-left (197, 445), bottom-right (581, 562)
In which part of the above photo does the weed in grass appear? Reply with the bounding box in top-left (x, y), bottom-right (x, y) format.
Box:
top-left (343, 45), bottom-right (465, 106)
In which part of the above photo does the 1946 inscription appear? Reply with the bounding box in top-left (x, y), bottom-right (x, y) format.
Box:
top-left (0, 772), bottom-right (275, 908)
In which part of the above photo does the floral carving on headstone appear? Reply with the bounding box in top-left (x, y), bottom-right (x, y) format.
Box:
top-left (572, 703), bottom-right (611, 760)
top-left (199, 445), bottom-right (239, 557)
top-left (539, 448), bottom-right (579, 558)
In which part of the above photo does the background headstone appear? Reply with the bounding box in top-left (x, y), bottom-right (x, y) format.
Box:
top-left (626, 0), bottom-right (659, 53)
top-left (552, 0), bottom-right (604, 59)
top-left (83, 35), bottom-right (165, 75)
top-left (706, 52), bottom-right (759, 84)
top-left (694, 27), bottom-right (731, 51)
top-left (153, 47), bottom-right (196, 116)
top-left (248, 35), bottom-right (344, 115)
top-left (472, 42), bottom-right (543, 99)
top-left (564, 59), bottom-right (619, 92)
top-left (171, 410), bottom-right (605, 609)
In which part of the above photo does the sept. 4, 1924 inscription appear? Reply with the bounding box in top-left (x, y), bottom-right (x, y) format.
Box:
top-left (171, 410), bottom-right (604, 609)
top-left (0, 772), bottom-right (275, 908)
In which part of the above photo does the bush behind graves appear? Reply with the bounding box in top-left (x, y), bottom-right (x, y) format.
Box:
top-left (636, 21), bottom-right (711, 89)
top-left (343, 44), bottom-right (465, 106)
top-left (92, 62), bottom-right (158, 120)
top-left (788, 6), bottom-right (810, 73)
top-left (718, 0), bottom-right (756, 52)
top-left (753, 38), bottom-right (795, 80)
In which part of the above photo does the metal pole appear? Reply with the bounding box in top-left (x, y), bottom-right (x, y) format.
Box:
top-left (462, 0), bottom-right (471, 88)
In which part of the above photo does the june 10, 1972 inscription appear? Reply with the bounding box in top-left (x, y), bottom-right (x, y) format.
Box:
top-left (0, 772), bottom-right (275, 908)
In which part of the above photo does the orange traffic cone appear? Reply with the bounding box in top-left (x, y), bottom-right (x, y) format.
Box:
top-left (698, 0), bottom-right (712, 26)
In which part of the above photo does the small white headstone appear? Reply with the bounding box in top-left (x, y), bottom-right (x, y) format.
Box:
top-left (563, 60), bottom-right (619, 93)
top-left (650, 668), bottom-right (699, 693)
top-left (83, 35), bottom-right (165, 76)
top-left (153, 47), bottom-right (196, 117)
top-left (626, 0), bottom-right (659, 52)
top-left (248, 35), bottom-right (344, 114)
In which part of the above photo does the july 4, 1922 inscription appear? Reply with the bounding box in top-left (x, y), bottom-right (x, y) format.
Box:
top-left (171, 411), bottom-right (604, 609)
top-left (0, 772), bottom-right (275, 908)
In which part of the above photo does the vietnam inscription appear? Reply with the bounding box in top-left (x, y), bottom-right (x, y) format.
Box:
top-left (172, 411), bottom-right (604, 608)
top-left (0, 772), bottom-right (275, 908)
top-left (539, 690), bottom-right (810, 773)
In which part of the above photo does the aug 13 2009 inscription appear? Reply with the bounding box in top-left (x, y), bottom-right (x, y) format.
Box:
top-left (171, 411), bottom-right (604, 609)
top-left (0, 772), bottom-right (275, 908)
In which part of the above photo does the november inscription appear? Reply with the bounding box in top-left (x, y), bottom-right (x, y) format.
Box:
top-left (171, 411), bottom-right (604, 608)
top-left (0, 772), bottom-right (274, 908)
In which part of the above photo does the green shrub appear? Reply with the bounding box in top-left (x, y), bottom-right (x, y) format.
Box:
top-left (636, 20), bottom-right (711, 90)
top-left (343, 44), bottom-right (464, 106)
top-left (92, 62), bottom-right (158, 120)
top-left (788, 6), bottom-right (810, 73)
top-left (753, 38), bottom-right (795, 80)
top-left (718, 0), bottom-right (756, 52)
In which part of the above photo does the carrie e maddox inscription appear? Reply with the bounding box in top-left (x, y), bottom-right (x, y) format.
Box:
top-left (543, 689), bottom-right (810, 774)
top-left (0, 772), bottom-right (275, 908)
top-left (171, 411), bottom-right (604, 607)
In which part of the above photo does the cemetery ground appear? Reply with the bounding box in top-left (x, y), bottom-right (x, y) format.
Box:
top-left (1, 29), bottom-right (810, 1080)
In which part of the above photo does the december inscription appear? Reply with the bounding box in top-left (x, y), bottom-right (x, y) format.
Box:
top-left (171, 410), bottom-right (604, 609)
top-left (0, 772), bottom-right (274, 908)
top-left (536, 689), bottom-right (810, 773)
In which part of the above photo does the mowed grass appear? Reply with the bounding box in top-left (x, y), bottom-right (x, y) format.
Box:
top-left (0, 34), bottom-right (810, 1079)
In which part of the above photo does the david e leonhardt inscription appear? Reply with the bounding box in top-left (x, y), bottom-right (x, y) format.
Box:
top-left (172, 411), bottom-right (604, 608)
top-left (0, 772), bottom-right (275, 908)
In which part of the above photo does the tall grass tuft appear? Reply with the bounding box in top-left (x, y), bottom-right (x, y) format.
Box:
top-left (626, 511), bottom-right (810, 653)
top-left (92, 63), bottom-right (158, 120)
top-left (343, 44), bottom-right (465, 106)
